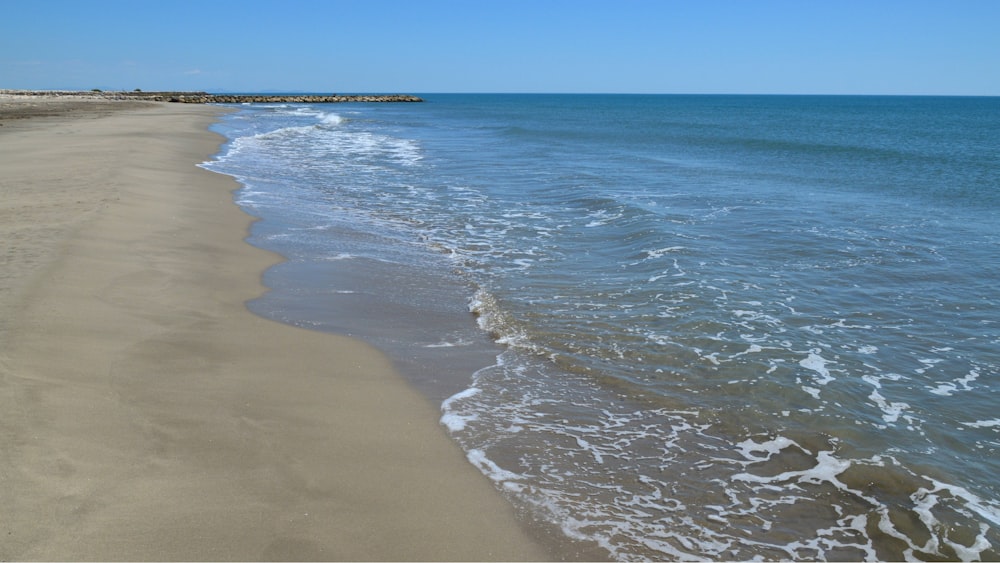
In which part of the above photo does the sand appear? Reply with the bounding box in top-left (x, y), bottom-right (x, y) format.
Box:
top-left (0, 98), bottom-right (550, 561)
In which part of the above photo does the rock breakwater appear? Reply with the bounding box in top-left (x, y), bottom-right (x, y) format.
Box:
top-left (0, 90), bottom-right (423, 103)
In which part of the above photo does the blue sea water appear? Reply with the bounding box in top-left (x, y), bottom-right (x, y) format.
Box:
top-left (203, 94), bottom-right (1000, 561)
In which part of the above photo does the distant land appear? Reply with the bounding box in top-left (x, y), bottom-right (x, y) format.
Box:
top-left (0, 90), bottom-right (424, 103)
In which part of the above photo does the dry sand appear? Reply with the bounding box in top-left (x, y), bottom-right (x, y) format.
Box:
top-left (0, 98), bottom-right (551, 561)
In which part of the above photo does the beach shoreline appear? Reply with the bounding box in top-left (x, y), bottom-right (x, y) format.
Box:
top-left (0, 97), bottom-right (551, 560)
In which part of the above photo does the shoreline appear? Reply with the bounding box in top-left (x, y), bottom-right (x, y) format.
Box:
top-left (0, 98), bottom-right (550, 560)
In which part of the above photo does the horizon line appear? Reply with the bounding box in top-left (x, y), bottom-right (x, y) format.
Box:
top-left (5, 88), bottom-right (999, 98)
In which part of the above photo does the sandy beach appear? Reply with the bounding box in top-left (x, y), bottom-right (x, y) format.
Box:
top-left (0, 98), bottom-right (550, 560)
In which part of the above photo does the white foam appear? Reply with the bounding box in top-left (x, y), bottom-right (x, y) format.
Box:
top-left (962, 419), bottom-right (1000, 428)
top-left (323, 252), bottom-right (356, 261)
top-left (734, 436), bottom-right (805, 463)
top-left (800, 351), bottom-right (835, 385)
top-left (440, 411), bottom-right (478, 432)
top-left (831, 319), bottom-right (873, 329)
top-left (802, 385), bottom-right (822, 400)
top-left (929, 369), bottom-right (980, 396)
top-left (733, 450), bottom-right (851, 487)
top-left (946, 524), bottom-right (993, 562)
top-left (583, 208), bottom-right (624, 227)
top-left (923, 477), bottom-right (1000, 529)
top-left (576, 436), bottom-right (605, 464)
top-left (318, 112), bottom-right (343, 126)
top-left (868, 389), bottom-right (910, 424)
top-left (916, 357), bottom-right (945, 375)
top-left (424, 339), bottom-right (472, 348)
top-left (645, 246), bottom-right (686, 259)
top-left (466, 448), bottom-right (525, 482)
top-left (930, 383), bottom-right (957, 396)
top-left (732, 309), bottom-right (782, 327)
top-left (442, 386), bottom-right (481, 408)
top-left (905, 478), bottom-right (1000, 559)
top-left (255, 124), bottom-right (316, 141)
top-left (730, 344), bottom-right (763, 358)
top-left (440, 387), bottom-right (483, 432)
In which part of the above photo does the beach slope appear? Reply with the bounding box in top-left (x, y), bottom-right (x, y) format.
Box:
top-left (0, 100), bottom-right (548, 561)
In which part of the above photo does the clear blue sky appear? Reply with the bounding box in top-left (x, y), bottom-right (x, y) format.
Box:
top-left (2, 0), bottom-right (998, 95)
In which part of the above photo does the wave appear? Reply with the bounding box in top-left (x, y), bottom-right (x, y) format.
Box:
top-left (317, 112), bottom-right (344, 127)
top-left (442, 352), bottom-right (1000, 560)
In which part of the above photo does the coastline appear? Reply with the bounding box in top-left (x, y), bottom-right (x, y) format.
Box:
top-left (0, 89), bottom-right (424, 104)
top-left (0, 99), bottom-right (550, 560)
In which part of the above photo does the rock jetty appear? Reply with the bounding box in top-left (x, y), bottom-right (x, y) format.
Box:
top-left (162, 93), bottom-right (424, 104)
top-left (0, 90), bottom-right (423, 103)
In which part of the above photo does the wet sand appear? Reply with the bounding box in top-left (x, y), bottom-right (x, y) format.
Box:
top-left (0, 97), bottom-right (550, 561)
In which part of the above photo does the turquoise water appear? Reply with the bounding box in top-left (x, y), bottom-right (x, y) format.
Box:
top-left (204, 95), bottom-right (1000, 561)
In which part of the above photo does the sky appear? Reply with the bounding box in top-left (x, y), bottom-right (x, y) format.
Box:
top-left (2, 0), bottom-right (998, 95)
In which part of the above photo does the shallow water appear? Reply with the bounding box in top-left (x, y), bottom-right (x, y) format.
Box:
top-left (204, 94), bottom-right (1000, 560)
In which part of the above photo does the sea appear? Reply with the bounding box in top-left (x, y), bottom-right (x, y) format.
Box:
top-left (201, 94), bottom-right (1000, 561)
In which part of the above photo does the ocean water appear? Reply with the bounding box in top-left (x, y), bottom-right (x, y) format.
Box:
top-left (202, 94), bottom-right (1000, 561)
